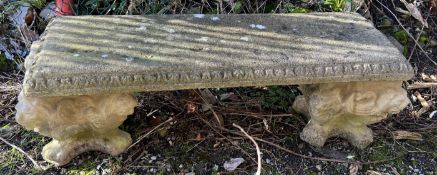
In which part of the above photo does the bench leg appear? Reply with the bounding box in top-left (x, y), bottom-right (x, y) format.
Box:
top-left (15, 92), bottom-right (137, 166)
top-left (292, 81), bottom-right (410, 149)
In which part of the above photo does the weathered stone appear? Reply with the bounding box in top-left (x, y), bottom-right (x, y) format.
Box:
top-left (15, 92), bottom-right (137, 166)
top-left (16, 13), bottom-right (415, 165)
top-left (292, 81), bottom-right (410, 148)
top-left (23, 13), bottom-right (413, 97)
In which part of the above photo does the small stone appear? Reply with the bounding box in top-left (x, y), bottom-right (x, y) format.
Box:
top-left (346, 155), bottom-right (355, 159)
top-left (101, 54), bottom-right (109, 58)
top-left (316, 165), bottom-right (322, 171)
top-left (73, 54), bottom-right (80, 57)
top-left (150, 156), bottom-right (157, 161)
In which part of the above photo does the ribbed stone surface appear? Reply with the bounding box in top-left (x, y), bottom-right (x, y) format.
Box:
top-left (24, 13), bottom-right (414, 97)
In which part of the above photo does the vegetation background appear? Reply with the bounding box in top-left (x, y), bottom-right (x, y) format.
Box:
top-left (0, 0), bottom-right (436, 174)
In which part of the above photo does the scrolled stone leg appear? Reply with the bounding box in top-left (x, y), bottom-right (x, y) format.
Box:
top-left (292, 81), bottom-right (410, 149)
top-left (15, 92), bottom-right (137, 166)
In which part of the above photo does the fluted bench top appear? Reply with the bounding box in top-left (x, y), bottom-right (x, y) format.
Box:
top-left (23, 13), bottom-right (413, 97)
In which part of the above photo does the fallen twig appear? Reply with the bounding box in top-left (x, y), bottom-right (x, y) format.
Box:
top-left (413, 91), bottom-right (430, 117)
top-left (196, 114), bottom-right (258, 164)
top-left (127, 117), bottom-right (173, 150)
top-left (0, 136), bottom-right (41, 169)
top-left (194, 89), bottom-right (224, 127)
top-left (233, 124), bottom-right (262, 175)
top-left (407, 82), bottom-right (437, 89)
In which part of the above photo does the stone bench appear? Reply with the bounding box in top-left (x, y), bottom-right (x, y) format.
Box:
top-left (15, 12), bottom-right (413, 166)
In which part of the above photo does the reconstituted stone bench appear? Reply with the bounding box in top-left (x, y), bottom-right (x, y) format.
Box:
top-left (15, 13), bottom-right (413, 166)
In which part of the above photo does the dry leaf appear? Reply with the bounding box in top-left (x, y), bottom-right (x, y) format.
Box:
top-left (392, 130), bottom-right (423, 141)
top-left (349, 163), bottom-right (359, 175)
top-left (200, 89), bottom-right (218, 104)
top-left (148, 116), bottom-right (162, 126)
top-left (195, 133), bottom-right (205, 142)
top-left (400, 0), bottom-right (428, 27)
top-left (157, 128), bottom-right (168, 137)
top-left (211, 111), bottom-right (224, 127)
top-left (186, 101), bottom-right (198, 113)
top-left (24, 8), bottom-right (35, 26)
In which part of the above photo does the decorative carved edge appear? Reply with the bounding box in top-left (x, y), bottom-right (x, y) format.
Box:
top-left (24, 61), bottom-right (414, 97)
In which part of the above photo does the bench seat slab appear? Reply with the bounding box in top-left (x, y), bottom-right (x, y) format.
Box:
top-left (15, 92), bottom-right (137, 166)
top-left (23, 13), bottom-right (413, 97)
top-left (293, 81), bottom-right (409, 148)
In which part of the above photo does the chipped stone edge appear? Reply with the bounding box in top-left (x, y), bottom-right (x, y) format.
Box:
top-left (23, 61), bottom-right (414, 97)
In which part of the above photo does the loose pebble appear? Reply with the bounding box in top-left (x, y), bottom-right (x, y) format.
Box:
top-left (150, 156), bottom-right (157, 161)
top-left (101, 54), bottom-right (109, 58)
top-left (223, 157), bottom-right (245, 172)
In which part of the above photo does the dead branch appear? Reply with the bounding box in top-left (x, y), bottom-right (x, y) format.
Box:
top-left (127, 117), bottom-right (174, 150)
top-left (407, 83), bottom-right (437, 89)
top-left (413, 91), bottom-right (430, 117)
top-left (233, 123), bottom-right (262, 175)
top-left (0, 136), bottom-right (41, 169)
top-left (196, 114), bottom-right (258, 164)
